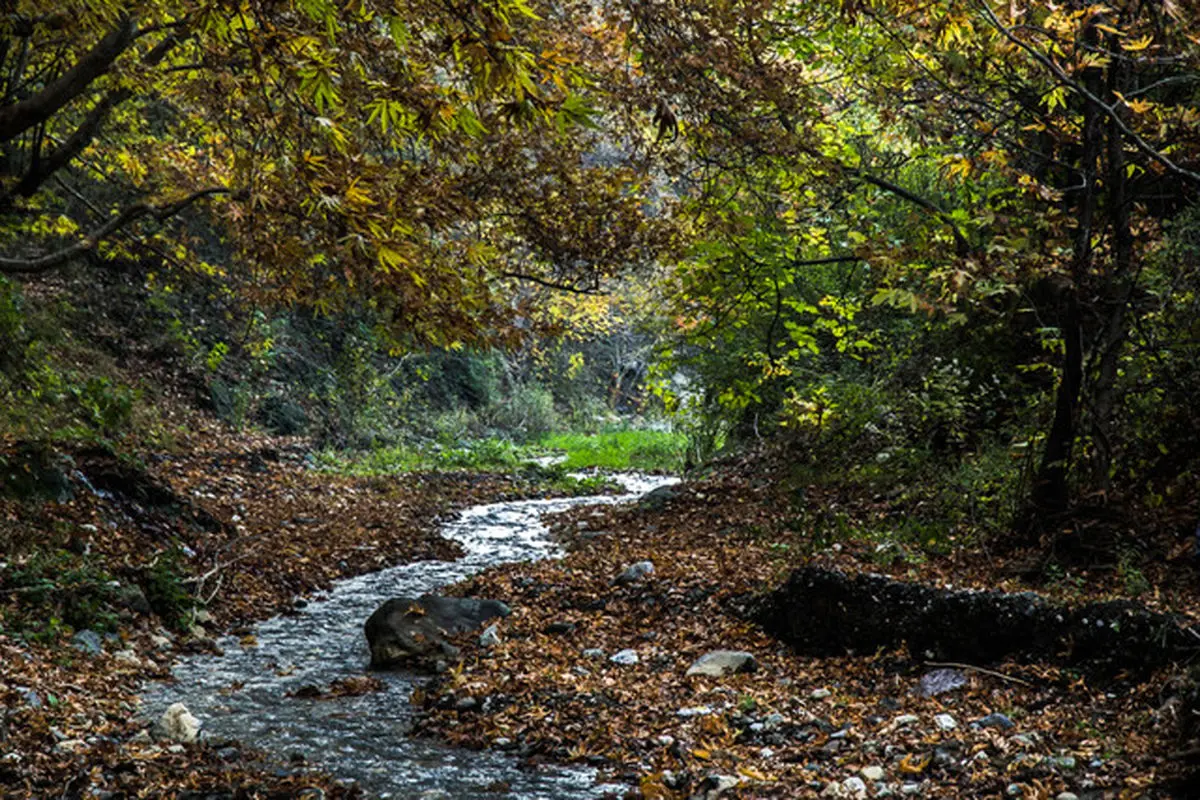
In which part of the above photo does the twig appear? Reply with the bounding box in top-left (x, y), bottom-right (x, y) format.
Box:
top-left (923, 660), bottom-right (1033, 687)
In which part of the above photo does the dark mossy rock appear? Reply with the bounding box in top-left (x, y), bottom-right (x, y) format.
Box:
top-left (364, 595), bottom-right (511, 671)
top-left (756, 566), bottom-right (1200, 676)
top-left (0, 442), bottom-right (74, 501)
top-left (255, 395), bottom-right (308, 436)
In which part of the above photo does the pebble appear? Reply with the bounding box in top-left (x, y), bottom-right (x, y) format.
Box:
top-left (893, 714), bottom-right (919, 727)
top-left (582, 648), bottom-right (606, 659)
top-left (1056, 794), bottom-right (1079, 800)
top-left (613, 561), bottom-right (654, 585)
top-left (71, 630), bottom-right (103, 655)
top-left (811, 688), bottom-right (832, 699)
top-left (54, 740), bottom-right (86, 754)
top-left (934, 713), bottom-right (957, 731)
top-left (900, 784), bottom-right (921, 796)
top-left (842, 776), bottom-right (868, 798)
top-left (1051, 755), bottom-right (1077, 771)
top-left (478, 624), bottom-right (501, 647)
top-left (677, 706), bottom-right (714, 717)
top-left (686, 650), bottom-right (757, 677)
top-left (861, 766), bottom-right (885, 782)
top-left (610, 649), bottom-right (639, 665)
top-left (1006, 784), bottom-right (1023, 797)
top-left (977, 712), bottom-right (1015, 730)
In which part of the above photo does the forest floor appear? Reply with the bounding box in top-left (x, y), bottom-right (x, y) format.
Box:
top-left (0, 413), bottom-right (605, 799)
top-left (413, 450), bottom-right (1200, 799)
top-left (4, 425), bottom-right (1200, 799)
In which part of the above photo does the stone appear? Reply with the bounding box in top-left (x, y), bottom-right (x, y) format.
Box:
top-left (544, 621), bottom-right (577, 635)
top-left (149, 633), bottom-right (172, 650)
top-left (892, 714), bottom-right (919, 728)
top-left (638, 484), bottom-right (679, 511)
top-left (977, 712), bottom-right (1015, 730)
top-left (54, 740), bottom-right (86, 754)
top-left (19, 688), bottom-right (41, 709)
top-left (811, 688), bottom-right (832, 699)
top-left (1006, 784), bottom-right (1023, 797)
top-left (686, 650), bottom-right (758, 678)
top-left (364, 595), bottom-right (510, 670)
top-left (677, 706), bottom-right (714, 717)
top-left (479, 624), bottom-right (501, 647)
top-left (614, 560), bottom-right (655, 585)
top-left (71, 630), bottom-right (103, 655)
top-left (114, 583), bottom-right (151, 615)
top-left (610, 648), bottom-right (639, 665)
top-left (900, 784), bottom-right (922, 796)
top-left (582, 648), bottom-right (606, 659)
top-left (112, 649), bottom-right (142, 666)
top-left (1056, 794), bottom-right (1079, 800)
top-left (1051, 755), bottom-right (1077, 771)
top-left (842, 776), bottom-right (868, 798)
top-left (933, 713), bottom-right (957, 731)
top-left (690, 774), bottom-right (739, 799)
top-left (919, 668), bottom-right (967, 697)
top-left (157, 702), bottom-right (200, 743)
top-left (861, 766), bottom-right (885, 782)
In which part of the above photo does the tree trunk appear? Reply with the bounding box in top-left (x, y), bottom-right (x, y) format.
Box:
top-left (1027, 20), bottom-right (1105, 519)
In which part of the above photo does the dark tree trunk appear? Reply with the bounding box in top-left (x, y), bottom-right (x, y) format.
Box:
top-left (1028, 20), bottom-right (1105, 519)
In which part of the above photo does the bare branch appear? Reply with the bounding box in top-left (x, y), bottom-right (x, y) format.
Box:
top-left (0, 187), bottom-right (241, 274)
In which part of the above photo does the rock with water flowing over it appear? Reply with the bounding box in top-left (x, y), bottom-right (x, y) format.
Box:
top-left (364, 595), bottom-right (510, 670)
top-left (156, 702), bottom-right (201, 743)
top-left (686, 650), bottom-right (758, 677)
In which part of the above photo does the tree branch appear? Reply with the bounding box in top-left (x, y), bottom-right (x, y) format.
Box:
top-left (0, 16), bottom-right (137, 144)
top-left (0, 187), bottom-right (240, 274)
top-left (848, 168), bottom-right (971, 256)
top-left (973, 0), bottom-right (1200, 187)
top-left (498, 271), bottom-right (603, 294)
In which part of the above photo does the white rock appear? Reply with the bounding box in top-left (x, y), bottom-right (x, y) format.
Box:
top-left (676, 705), bottom-right (714, 717)
top-left (158, 702), bottom-right (200, 743)
top-left (900, 784), bottom-right (922, 796)
top-left (893, 714), bottom-right (920, 727)
top-left (610, 649), bottom-right (639, 665)
top-left (1056, 794), bottom-right (1079, 800)
top-left (149, 634), bottom-right (172, 651)
top-left (861, 765), bottom-right (885, 782)
top-left (934, 713), bottom-right (957, 731)
top-left (842, 776), bottom-right (868, 798)
top-left (810, 688), bottom-right (832, 699)
top-left (113, 649), bottom-right (142, 666)
top-left (54, 740), bottom-right (86, 754)
top-left (479, 624), bottom-right (501, 647)
top-left (686, 650), bottom-right (757, 678)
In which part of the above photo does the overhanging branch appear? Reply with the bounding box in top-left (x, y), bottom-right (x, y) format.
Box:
top-left (0, 187), bottom-right (241, 274)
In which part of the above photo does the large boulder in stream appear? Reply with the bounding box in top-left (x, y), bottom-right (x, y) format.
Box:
top-left (364, 595), bottom-right (511, 671)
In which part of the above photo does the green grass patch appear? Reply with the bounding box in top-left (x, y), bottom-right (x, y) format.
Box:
top-left (314, 437), bottom-right (535, 475)
top-left (537, 429), bottom-right (686, 472)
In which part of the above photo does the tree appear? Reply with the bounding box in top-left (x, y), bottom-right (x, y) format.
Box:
top-left (626, 0), bottom-right (1200, 526)
top-left (0, 0), bottom-right (671, 345)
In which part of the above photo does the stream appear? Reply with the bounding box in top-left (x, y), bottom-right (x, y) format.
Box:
top-left (141, 472), bottom-right (676, 799)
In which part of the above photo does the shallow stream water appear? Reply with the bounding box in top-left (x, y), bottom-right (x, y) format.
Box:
top-left (141, 473), bottom-right (675, 799)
